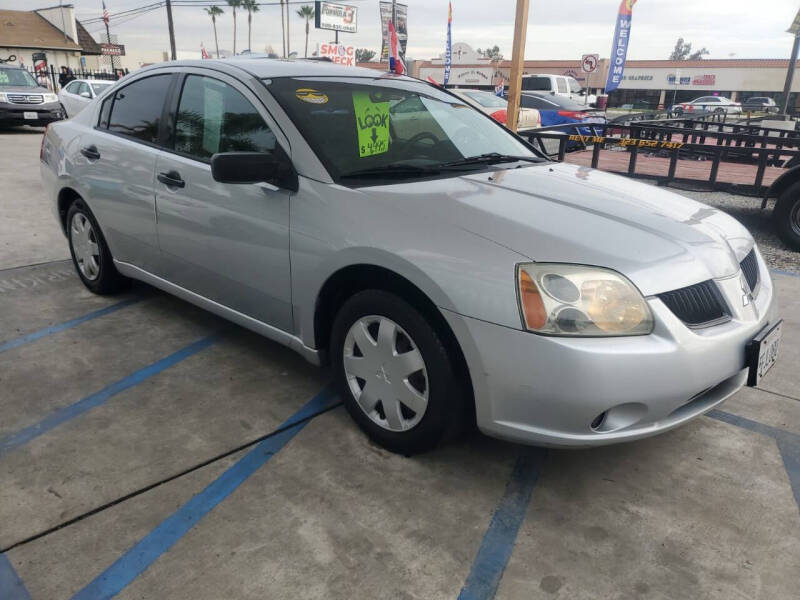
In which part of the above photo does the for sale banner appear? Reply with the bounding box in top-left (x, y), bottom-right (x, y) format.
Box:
top-left (379, 2), bottom-right (407, 61)
top-left (443, 3), bottom-right (452, 86)
top-left (605, 0), bottom-right (637, 93)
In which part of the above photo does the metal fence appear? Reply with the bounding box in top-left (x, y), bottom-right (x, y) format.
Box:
top-left (24, 66), bottom-right (126, 93)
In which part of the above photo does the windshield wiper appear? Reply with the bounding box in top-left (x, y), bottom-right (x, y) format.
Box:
top-left (340, 164), bottom-right (441, 180)
top-left (439, 153), bottom-right (543, 168)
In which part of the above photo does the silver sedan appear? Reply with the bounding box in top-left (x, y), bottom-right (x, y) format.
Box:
top-left (40, 60), bottom-right (781, 453)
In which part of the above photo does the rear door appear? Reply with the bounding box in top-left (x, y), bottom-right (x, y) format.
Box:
top-left (154, 71), bottom-right (293, 331)
top-left (72, 72), bottom-right (175, 273)
top-left (61, 81), bottom-right (81, 116)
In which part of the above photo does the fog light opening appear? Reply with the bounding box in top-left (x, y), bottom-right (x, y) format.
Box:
top-left (590, 411), bottom-right (607, 431)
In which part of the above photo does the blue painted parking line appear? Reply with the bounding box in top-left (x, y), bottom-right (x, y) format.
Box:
top-left (708, 409), bottom-right (800, 511)
top-left (458, 448), bottom-right (546, 600)
top-left (0, 336), bottom-right (218, 456)
top-left (0, 553), bottom-right (31, 600)
top-left (70, 387), bottom-right (340, 600)
top-left (0, 297), bottom-right (143, 354)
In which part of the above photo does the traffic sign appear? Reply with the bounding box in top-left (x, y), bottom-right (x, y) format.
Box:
top-left (581, 54), bottom-right (599, 73)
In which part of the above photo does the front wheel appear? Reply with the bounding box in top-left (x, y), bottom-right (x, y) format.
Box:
top-left (330, 290), bottom-right (465, 454)
top-left (67, 200), bottom-right (130, 294)
top-left (774, 182), bottom-right (800, 251)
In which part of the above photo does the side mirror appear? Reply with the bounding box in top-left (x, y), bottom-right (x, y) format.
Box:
top-left (80, 91), bottom-right (91, 98)
top-left (550, 91), bottom-right (556, 96)
top-left (210, 150), bottom-right (298, 191)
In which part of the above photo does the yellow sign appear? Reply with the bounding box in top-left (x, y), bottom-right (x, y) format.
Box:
top-left (295, 88), bottom-right (328, 104)
top-left (352, 92), bottom-right (389, 157)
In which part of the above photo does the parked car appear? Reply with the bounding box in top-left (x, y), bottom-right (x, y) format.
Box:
top-left (0, 65), bottom-right (63, 127)
top-left (672, 96), bottom-right (742, 115)
top-left (58, 79), bottom-right (115, 117)
top-left (512, 91), bottom-right (605, 127)
top-left (521, 74), bottom-right (597, 106)
top-left (741, 96), bottom-right (779, 113)
top-left (448, 88), bottom-right (540, 130)
top-left (41, 59), bottom-right (780, 454)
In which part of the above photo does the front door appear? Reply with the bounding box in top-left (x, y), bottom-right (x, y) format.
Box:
top-left (155, 72), bottom-right (293, 332)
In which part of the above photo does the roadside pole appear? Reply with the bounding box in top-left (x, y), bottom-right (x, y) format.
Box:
top-left (104, 15), bottom-right (117, 72)
top-left (166, 0), bottom-right (177, 60)
top-left (781, 33), bottom-right (800, 115)
top-left (506, 0), bottom-right (530, 132)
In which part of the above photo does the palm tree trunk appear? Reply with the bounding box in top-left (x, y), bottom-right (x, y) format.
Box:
top-left (280, 1), bottom-right (286, 57)
top-left (304, 18), bottom-right (309, 58)
top-left (213, 17), bottom-right (220, 58)
top-left (285, 3), bottom-right (290, 56)
top-left (232, 7), bottom-right (237, 55)
top-left (248, 11), bottom-right (252, 52)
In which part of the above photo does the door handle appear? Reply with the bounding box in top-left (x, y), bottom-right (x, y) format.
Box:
top-left (80, 145), bottom-right (100, 160)
top-left (157, 170), bottom-right (185, 189)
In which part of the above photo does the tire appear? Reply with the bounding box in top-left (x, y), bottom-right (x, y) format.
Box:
top-left (330, 290), bottom-right (465, 455)
top-left (673, 107), bottom-right (683, 116)
top-left (66, 199), bottom-right (130, 294)
top-left (774, 182), bottom-right (800, 251)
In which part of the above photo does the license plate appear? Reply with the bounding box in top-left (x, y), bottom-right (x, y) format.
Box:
top-left (23, 111), bottom-right (38, 120)
top-left (746, 320), bottom-right (782, 386)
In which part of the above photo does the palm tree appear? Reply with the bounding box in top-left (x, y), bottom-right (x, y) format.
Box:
top-left (296, 5), bottom-right (314, 58)
top-left (280, 0), bottom-right (286, 57)
top-left (204, 6), bottom-right (224, 59)
top-left (226, 0), bottom-right (242, 55)
top-left (285, 0), bottom-right (291, 56)
top-left (242, 0), bottom-right (259, 52)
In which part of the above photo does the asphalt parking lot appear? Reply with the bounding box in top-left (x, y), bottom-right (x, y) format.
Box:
top-left (1, 127), bottom-right (799, 599)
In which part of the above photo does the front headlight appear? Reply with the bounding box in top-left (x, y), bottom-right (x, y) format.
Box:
top-left (43, 93), bottom-right (58, 103)
top-left (0, 92), bottom-right (6, 102)
top-left (516, 263), bottom-right (654, 336)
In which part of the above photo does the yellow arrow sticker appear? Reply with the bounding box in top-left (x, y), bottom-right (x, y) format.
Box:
top-left (352, 92), bottom-right (389, 157)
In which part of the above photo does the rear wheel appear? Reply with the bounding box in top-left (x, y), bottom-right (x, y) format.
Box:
top-left (66, 200), bottom-right (130, 294)
top-left (330, 290), bottom-right (465, 454)
top-left (774, 181), bottom-right (800, 251)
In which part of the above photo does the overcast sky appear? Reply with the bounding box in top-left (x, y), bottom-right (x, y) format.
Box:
top-left (7, 0), bottom-right (800, 64)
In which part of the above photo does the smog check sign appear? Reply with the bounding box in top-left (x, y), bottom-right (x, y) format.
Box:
top-left (353, 92), bottom-right (389, 157)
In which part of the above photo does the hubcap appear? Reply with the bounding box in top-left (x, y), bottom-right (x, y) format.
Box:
top-left (343, 315), bottom-right (429, 432)
top-left (791, 200), bottom-right (800, 237)
top-left (70, 212), bottom-right (100, 281)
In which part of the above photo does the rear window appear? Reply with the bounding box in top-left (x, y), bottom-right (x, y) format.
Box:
top-left (521, 76), bottom-right (551, 91)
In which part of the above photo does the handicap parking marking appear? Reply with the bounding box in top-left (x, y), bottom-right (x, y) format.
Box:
top-left (0, 335), bottom-right (218, 456)
top-left (458, 448), bottom-right (546, 600)
top-left (0, 297), bottom-right (144, 354)
top-left (70, 387), bottom-right (340, 600)
top-left (708, 409), bottom-right (800, 512)
top-left (0, 552), bottom-right (31, 600)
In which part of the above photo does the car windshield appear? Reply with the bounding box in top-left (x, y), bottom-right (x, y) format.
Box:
top-left (463, 90), bottom-right (506, 108)
top-left (0, 68), bottom-right (37, 88)
top-left (90, 82), bottom-right (113, 95)
top-left (267, 77), bottom-right (540, 182)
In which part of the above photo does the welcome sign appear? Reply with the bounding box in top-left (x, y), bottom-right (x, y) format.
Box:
top-left (605, 0), bottom-right (637, 93)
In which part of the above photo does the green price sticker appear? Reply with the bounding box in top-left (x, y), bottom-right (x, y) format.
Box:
top-left (352, 92), bottom-right (389, 158)
top-left (0, 72), bottom-right (8, 84)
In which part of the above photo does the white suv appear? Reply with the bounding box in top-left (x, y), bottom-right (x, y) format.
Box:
top-left (520, 74), bottom-right (596, 106)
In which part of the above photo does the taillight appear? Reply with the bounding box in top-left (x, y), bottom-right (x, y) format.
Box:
top-left (490, 109), bottom-right (507, 124)
top-left (40, 124), bottom-right (49, 161)
top-left (557, 110), bottom-right (586, 120)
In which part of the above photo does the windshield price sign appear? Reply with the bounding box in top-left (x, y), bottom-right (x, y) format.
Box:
top-left (315, 2), bottom-right (358, 33)
top-left (353, 93), bottom-right (389, 157)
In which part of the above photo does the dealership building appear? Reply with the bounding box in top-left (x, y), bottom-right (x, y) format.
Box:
top-left (411, 43), bottom-right (800, 109)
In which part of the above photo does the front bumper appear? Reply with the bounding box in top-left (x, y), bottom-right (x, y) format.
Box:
top-left (0, 102), bottom-right (64, 125)
top-left (444, 251), bottom-right (779, 447)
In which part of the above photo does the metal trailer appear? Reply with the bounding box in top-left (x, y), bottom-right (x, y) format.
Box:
top-left (519, 117), bottom-right (800, 251)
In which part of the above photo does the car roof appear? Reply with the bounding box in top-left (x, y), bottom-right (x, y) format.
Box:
top-left (137, 57), bottom-right (414, 82)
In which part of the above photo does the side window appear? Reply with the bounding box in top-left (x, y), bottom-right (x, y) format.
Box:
top-left (76, 82), bottom-right (90, 97)
top-left (107, 74), bottom-right (172, 145)
top-left (174, 75), bottom-right (277, 161)
top-left (65, 81), bottom-right (80, 94)
top-left (556, 78), bottom-right (568, 93)
top-left (98, 96), bottom-right (112, 128)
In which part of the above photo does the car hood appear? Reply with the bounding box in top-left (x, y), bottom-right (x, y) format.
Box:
top-left (0, 86), bottom-right (51, 94)
top-left (363, 162), bottom-right (753, 296)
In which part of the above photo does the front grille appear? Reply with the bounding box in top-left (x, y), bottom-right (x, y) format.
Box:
top-left (740, 249), bottom-right (759, 295)
top-left (7, 94), bottom-right (44, 104)
top-left (658, 280), bottom-right (730, 328)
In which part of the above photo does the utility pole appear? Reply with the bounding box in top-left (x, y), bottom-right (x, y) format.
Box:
top-left (781, 33), bottom-right (800, 116)
top-left (104, 11), bottom-right (117, 72)
top-left (506, 0), bottom-right (530, 132)
top-left (166, 0), bottom-right (177, 61)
